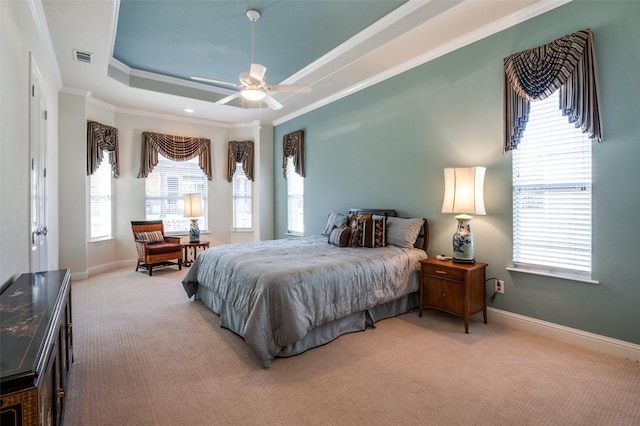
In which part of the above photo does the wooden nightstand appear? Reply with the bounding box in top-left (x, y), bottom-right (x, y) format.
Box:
top-left (419, 258), bottom-right (488, 333)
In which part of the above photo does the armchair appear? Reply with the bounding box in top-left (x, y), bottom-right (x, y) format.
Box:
top-left (131, 220), bottom-right (183, 276)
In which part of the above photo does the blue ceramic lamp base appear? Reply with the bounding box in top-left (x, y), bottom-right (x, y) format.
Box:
top-left (452, 214), bottom-right (475, 264)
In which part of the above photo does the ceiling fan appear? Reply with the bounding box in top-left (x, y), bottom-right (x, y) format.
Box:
top-left (191, 9), bottom-right (312, 110)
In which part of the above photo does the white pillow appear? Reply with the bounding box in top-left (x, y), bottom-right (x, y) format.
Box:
top-left (386, 217), bottom-right (423, 248)
top-left (322, 212), bottom-right (349, 236)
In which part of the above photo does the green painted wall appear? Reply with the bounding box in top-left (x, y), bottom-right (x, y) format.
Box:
top-left (274, 1), bottom-right (640, 345)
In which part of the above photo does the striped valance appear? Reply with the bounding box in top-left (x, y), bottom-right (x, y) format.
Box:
top-left (87, 120), bottom-right (119, 177)
top-left (282, 130), bottom-right (305, 179)
top-left (504, 28), bottom-right (603, 152)
top-left (227, 140), bottom-right (254, 182)
top-left (137, 132), bottom-right (212, 180)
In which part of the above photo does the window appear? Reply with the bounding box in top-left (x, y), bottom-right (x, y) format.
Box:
top-left (512, 90), bottom-right (592, 278)
top-left (286, 156), bottom-right (304, 235)
top-left (232, 162), bottom-right (252, 230)
top-left (89, 155), bottom-right (112, 239)
top-left (145, 153), bottom-right (207, 234)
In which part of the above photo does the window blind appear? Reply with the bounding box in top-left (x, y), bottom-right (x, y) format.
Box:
top-left (145, 153), bottom-right (207, 233)
top-left (232, 162), bottom-right (252, 230)
top-left (512, 90), bottom-right (592, 276)
top-left (89, 156), bottom-right (112, 239)
top-left (286, 157), bottom-right (304, 235)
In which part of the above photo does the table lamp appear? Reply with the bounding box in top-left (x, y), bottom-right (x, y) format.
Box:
top-left (441, 167), bottom-right (486, 263)
top-left (183, 193), bottom-right (203, 243)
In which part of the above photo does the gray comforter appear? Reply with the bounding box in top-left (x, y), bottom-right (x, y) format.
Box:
top-left (182, 236), bottom-right (426, 366)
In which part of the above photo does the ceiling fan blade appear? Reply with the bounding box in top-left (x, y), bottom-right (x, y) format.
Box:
top-left (216, 92), bottom-right (241, 105)
top-left (269, 84), bottom-right (313, 93)
top-left (262, 94), bottom-right (283, 110)
top-left (249, 63), bottom-right (267, 82)
top-left (191, 76), bottom-right (240, 88)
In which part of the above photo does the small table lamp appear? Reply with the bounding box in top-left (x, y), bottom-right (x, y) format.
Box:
top-left (183, 193), bottom-right (204, 243)
top-left (441, 167), bottom-right (486, 264)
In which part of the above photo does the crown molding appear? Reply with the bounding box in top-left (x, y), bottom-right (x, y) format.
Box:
top-left (274, 0), bottom-right (572, 126)
top-left (60, 87), bottom-right (90, 97)
top-left (281, 0), bottom-right (429, 85)
top-left (115, 106), bottom-right (231, 128)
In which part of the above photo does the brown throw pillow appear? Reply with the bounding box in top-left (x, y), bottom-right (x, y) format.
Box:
top-left (348, 213), bottom-right (372, 229)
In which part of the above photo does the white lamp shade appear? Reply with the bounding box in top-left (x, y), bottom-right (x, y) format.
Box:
top-left (183, 193), bottom-right (204, 217)
top-left (441, 167), bottom-right (486, 215)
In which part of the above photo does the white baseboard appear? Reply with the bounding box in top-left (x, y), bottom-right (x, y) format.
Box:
top-left (70, 271), bottom-right (89, 281)
top-left (72, 260), bottom-right (137, 281)
top-left (488, 307), bottom-right (640, 362)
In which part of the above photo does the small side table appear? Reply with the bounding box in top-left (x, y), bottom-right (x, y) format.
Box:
top-left (181, 241), bottom-right (209, 267)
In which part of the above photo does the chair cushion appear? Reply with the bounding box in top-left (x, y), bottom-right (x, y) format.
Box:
top-left (146, 242), bottom-right (182, 255)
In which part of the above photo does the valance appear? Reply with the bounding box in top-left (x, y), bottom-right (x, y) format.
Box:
top-left (87, 120), bottom-right (119, 177)
top-left (227, 140), bottom-right (254, 182)
top-left (282, 130), bottom-right (305, 179)
top-left (504, 28), bottom-right (603, 151)
top-left (137, 132), bottom-right (212, 180)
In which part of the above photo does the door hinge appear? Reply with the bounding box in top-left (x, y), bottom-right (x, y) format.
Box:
top-left (44, 168), bottom-right (47, 178)
top-left (44, 110), bottom-right (48, 120)
top-left (32, 158), bottom-right (35, 170)
top-left (32, 85), bottom-right (35, 97)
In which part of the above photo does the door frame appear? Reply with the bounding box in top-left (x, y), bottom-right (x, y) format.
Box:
top-left (30, 53), bottom-right (48, 272)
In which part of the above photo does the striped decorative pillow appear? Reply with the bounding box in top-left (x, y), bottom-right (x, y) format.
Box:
top-left (362, 217), bottom-right (386, 248)
top-left (328, 226), bottom-right (351, 247)
top-left (135, 230), bottom-right (165, 244)
top-left (349, 217), bottom-right (386, 248)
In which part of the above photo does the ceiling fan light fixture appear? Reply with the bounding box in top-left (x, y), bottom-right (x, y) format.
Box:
top-left (241, 88), bottom-right (266, 101)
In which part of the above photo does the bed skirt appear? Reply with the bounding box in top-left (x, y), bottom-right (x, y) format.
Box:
top-left (195, 284), bottom-right (419, 367)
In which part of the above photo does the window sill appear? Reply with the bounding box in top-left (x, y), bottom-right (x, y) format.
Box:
top-left (89, 237), bottom-right (113, 244)
top-left (166, 231), bottom-right (209, 237)
top-left (285, 232), bottom-right (304, 237)
top-left (506, 266), bottom-right (599, 285)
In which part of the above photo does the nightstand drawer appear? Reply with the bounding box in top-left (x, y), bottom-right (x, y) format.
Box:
top-left (421, 263), bottom-right (466, 282)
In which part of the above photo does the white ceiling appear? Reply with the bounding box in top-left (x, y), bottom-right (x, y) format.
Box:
top-left (40, 0), bottom-right (569, 127)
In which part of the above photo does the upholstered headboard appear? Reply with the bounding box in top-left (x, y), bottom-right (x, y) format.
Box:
top-left (347, 208), bottom-right (429, 252)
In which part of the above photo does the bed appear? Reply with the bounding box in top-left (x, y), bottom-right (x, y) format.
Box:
top-left (181, 209), bottom-right (429, 367)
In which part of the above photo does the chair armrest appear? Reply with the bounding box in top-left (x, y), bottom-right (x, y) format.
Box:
top-left (164, 236), bottom-right (181, 244)
top-left (134, 240), bottom-right (148, 259)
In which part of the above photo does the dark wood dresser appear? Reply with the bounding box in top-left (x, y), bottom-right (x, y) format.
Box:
top-left (1, 269), bottom-right (73, 426)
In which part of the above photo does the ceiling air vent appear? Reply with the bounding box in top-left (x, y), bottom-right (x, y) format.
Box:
top-left (73, 49), bottom-right (92, 64)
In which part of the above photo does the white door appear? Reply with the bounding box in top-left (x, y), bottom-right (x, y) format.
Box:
top-left (30, 55), bottom-right (48, 272)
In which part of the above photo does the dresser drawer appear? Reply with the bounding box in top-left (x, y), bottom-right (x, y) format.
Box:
top-left (421, 263), bottom-right (466, 282)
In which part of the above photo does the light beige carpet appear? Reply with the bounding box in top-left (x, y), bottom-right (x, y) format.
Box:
top-left (64, 267), bottom-right (640, 425)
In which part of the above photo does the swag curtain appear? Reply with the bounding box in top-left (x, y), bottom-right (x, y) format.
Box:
top-left (137, 132), bottom-right (212, 180)
top-left (282, 130), bottom-right (305, 179)
top-left (226, 140), bottom-right (254, 182)
top-left (504, 28), bottom-right (603, 152)
top-left (87, 120), bottom-right (119, 177)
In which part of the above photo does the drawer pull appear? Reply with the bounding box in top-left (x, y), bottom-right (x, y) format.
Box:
top-left (57, 388), bottom-right (65, 399)
top-left (435, 270), bottom-right (448, 275)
